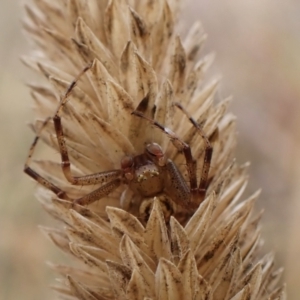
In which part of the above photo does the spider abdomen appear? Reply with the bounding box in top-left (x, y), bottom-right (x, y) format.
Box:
top-left (129, 163), bottom-right (165, 197)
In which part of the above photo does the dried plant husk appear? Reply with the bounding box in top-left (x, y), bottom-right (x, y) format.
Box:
top-left (23, 0), bottom-right (286, 299)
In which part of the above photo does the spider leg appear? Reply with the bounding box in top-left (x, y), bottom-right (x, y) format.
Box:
top-left (24, 137), bottom-right (122, 203)
top-left (24, 63), bottom-right (122, 203)
top-left (165, 159), bottom-right (190, 208)
top-left (174, 102), bottom-right (213, 205)
top-left (24, 116), bottom-right (70, 199)
top-left (54, 110), bottom-right (122, 185)
top-left (51, 63), bottom-right (126, 202)
top-left (74, 178), bottom-right (122, 206)
top-left (54, 63), bottom-right (92, 116)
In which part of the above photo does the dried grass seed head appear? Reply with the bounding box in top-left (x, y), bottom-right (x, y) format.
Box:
top-left (23, 0), bottom-right (286, 299)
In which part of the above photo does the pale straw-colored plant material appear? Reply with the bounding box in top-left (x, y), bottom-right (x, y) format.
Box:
top-left (23, 0), bottom-right (286, 299)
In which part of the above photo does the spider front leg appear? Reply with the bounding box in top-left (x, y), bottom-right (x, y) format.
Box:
top-left (24, 63), bottom-right (123, 205)
top-left (52, 63), bottom-right (127, 205)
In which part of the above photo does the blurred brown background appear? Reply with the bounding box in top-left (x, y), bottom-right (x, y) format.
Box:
top-left (0, 0), bottom-right (299, 299)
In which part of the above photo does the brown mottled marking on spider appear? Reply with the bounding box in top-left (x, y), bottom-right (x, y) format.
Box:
top-left (24, 65), bottom-right (213, 211)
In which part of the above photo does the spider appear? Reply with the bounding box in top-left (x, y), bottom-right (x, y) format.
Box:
top-left (24, 65), bottom-right (213, 214)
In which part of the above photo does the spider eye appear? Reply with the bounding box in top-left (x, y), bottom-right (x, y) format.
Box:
top-left (121, 156), bottom-right (133, 169)
top-left (146, 143), bottom-right (163, 157)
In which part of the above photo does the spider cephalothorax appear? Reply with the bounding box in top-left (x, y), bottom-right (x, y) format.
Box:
top-left (24, 65), bottom-right (213, 217)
